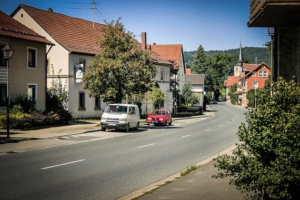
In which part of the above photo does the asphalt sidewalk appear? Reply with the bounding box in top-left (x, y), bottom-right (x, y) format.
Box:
top-left (0, 106), bottom-right (247, 200)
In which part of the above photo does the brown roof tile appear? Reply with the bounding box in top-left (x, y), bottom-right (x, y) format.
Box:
top-left (13, 4), bottom-right (105, 55)
top-left (225, 76), bottom-right (239, 87)
top-left (149, 44), bottom-right (183, 70)
top-left (0, 10), bottom-right (53, 45)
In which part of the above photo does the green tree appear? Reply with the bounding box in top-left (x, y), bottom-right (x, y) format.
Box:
top-left (182, 83), bottom-right (198, 106)
top-left (47, 67), bottom-right (69, 111)
top-left (148, 86), bottom-right (165, 109)
top-left (229, 83), bottom-right (238, 105)
top-left (213, 77), bottom-right (300, 200)
top-left (82, 18), bottom-right (156, 103)
top-left (192, 45), bottom-right (207, 74)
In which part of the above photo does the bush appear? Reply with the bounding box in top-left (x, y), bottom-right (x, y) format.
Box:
top-left (213, 77), bottom-right (300, 200)
top-left (11, 94), bottom-right (37, 113)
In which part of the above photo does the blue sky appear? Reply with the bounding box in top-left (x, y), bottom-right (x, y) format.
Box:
top-left (1, 0), bottom-right (271, 52)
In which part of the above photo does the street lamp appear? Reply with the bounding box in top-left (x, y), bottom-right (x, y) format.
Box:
top-left (2, 44), bottom-right (14, 138)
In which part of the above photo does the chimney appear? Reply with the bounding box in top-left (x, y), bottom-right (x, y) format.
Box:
top-left (141, 32), bottom-right (147, 49)
top-left (48, 8), bottom-right (53, 12)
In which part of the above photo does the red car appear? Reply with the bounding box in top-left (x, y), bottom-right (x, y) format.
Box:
top-left (146, 109), bottom-right (172, 126)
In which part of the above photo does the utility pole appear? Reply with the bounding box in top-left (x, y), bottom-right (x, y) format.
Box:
top-left (92, 1), bottom-right (96, 28)
top-left (255, 57), bottom-right (257, 109)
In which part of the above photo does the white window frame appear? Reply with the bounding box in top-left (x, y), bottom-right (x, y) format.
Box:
top-left (27, 84), bottom-right (37, 101)
top-left (259, 71), bottom-right (263, 77)
top-left (160, 68), bottom-right (164, 81)
top-left (27, 47), bottom-right (38, 68)
top-left (263, 71), bottom-right (268, 77)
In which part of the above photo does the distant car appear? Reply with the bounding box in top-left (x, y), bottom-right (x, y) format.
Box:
top-left (146, 109), bottom-right (172, 126)
top-left (213, 100), bottom-right (218, 104)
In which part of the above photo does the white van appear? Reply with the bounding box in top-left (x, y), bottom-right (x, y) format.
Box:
top-left (100, 104), bottom-right (140, 132)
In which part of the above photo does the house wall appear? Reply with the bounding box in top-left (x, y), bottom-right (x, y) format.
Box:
top-left (191, 85), bottom-right (204, 106)
top-left (276, 27), bottom-right (300, 83)
top-left (141, 64), bottom-right (173, 115)
top-left (13, 8), bottom-right (104, 118)
top-left (246, 68), bottom-right (271, 91)
top-left (0, 37), bottom-right (47, 110)
top-left (177, 52), bottom-right (185, 94)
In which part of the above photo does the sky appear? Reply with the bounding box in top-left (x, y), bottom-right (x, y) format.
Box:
top-left (1, 0), bottom-right (271, 52)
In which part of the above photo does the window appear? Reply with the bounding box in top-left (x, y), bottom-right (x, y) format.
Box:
top-left (0, 84), bottom-right (7, 106)
top-left (79, 92), bottom-right (85, 110)
top-left (259, 71), bottom-right (263, 77)
top-left (160, 68), bottom-right (164, 81)
top-left (252, 72), bottom-right (255, 76)
top-left (95, 97), bottom-right (101, 110)
top-left (263, 71), bottom-right (268, 77)
top-left (0, 45), bottom-right (6, 66)
top-left (28, 48), bottom-right (37, 68)
top-left (28, 84), bottom-right (37, 101)
top-left (259, 71), bottom-right (268, 77)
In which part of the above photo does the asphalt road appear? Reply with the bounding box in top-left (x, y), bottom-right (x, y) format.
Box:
top-left (0, 102), bottom-right (246, 200)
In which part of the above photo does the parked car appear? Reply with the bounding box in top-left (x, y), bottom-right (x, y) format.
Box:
top-left (100, 104), bottom-right (140, 132)
top-left (146, 109), bottom-right (172, 126)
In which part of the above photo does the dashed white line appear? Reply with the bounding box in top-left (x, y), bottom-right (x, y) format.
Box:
top-left (205, 129), bottom-right (211, 131)
top-left (138, 143), bottom-right (156, 149)
top-left (220, 125), bottom-right (224, 127)
top-left (181, 135), bottom-right (191, 138)
top-left (41, 159), bottom-right (85, 170)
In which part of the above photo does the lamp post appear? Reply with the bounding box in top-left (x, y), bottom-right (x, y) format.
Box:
top-left (2, 44), bottom-right (14, 139)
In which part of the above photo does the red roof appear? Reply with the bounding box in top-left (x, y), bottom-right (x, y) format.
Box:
top-left (225, 76), bottom-right (239, 87)
top-left (12, 4), bottom-right (105, 55)
top-left (186, 68), bottom-right (192, 74)
top-left (148, 44), bottom-right (183, 70)
top-left (243, 63), bottom-right (258, 72)
top-left (0, 10), bottom-right (53, 45)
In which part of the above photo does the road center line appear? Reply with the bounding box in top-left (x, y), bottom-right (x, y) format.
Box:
top-left (138, 143), bottom-right (156, 149)
top-left (41, 159), bottom-right (85, 170)
top-left (181, 134), bottom-right (191, 138)
top-left (220, 125), bottom-right (224, 127)
top-left (205, 129), bottom-right (211, 131)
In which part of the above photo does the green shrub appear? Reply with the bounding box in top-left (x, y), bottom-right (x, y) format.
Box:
top-left (11, 94), bottom-right (37, 113)
top-left (213, 77), bottom-right (300, 200)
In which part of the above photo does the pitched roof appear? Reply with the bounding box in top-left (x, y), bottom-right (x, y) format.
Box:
top-left (225, 76), bottom-right (239, 87)
top-left (184, 74), bottom-right (205, 85)
top-left (12, 4), bottom-right (105, 55)
top-left (148, 44), bottom-right (183, 70)
top-left (244, 62), bottom-right (271, 78)
top-left (147, 50), bottom-right (173, 66)
top-left (0, 10), bottom-right (53, 45)
top-left (243, 63), bottom-right (258, 72)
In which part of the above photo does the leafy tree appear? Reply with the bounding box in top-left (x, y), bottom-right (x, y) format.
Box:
top-left (229, 83), bottom-right (238, 105)
top-left (182, 83), bottom-right (198, 106)
top-left (148, 86), bottom-right (165, 109)
top-left (82, 18), bottom-right (156, 103)
top-left (213, 77), bottom-right (300, 200)
top-left (192, 45), bottom-right (207, 74)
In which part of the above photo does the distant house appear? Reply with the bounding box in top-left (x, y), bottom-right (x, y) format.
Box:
top-left (226, 62), bottom-right (271, 106)
top-left (184, 74), bottom-right (205, 108)
top-left (0, 10), bottom-right (53, 111)
top-left (147, 43), bottom-right (186, 111)
top-left (140, 32), bottom-right (174, 114)
top-left (248, 0), bottom-right (300, 83)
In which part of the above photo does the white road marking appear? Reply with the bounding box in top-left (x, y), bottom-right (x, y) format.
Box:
top-left (220, 125), bottom-right (224, 127)
top-left (41, 159), bottom-right (85, 170)
top-left (138, 143), bottom-right (156, 149)
top-left (205, 129), bottom-right (211, 131)
top-left (181, 135), bottom-right (191, 138)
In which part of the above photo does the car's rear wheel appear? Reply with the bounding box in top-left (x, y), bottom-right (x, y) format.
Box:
top-left (101, 127), bottom-right (106, 131)
top-left (169, 120), bottom-right (172, 126)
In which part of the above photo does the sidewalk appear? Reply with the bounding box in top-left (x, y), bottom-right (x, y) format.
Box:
top-left (0, 106), bottom-right (246, 200)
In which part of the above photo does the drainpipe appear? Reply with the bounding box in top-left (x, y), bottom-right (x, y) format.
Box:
top-left (45, 44), bottom-right (54, 111)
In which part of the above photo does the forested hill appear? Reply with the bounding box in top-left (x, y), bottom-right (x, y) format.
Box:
top-left (184, 47), bottom-right (270, 67)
